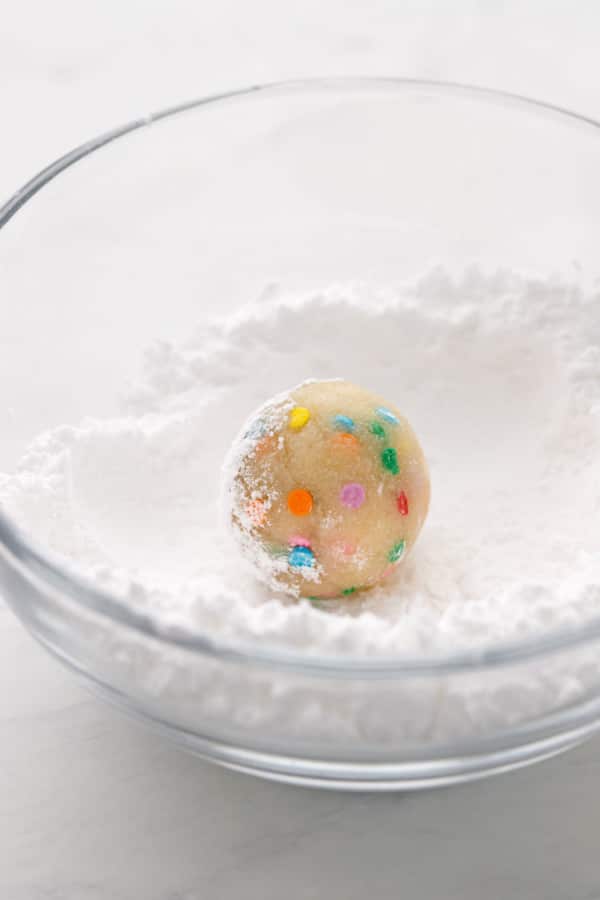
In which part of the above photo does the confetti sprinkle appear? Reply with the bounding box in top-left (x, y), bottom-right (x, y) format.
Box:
top-left (266, 543), bottom-right (289, 558)
top-left (381, 447), bottom-right (400, 474)
top-left (388, 539), bottom-right (406, 563)
top-left (333, 414), bottom-right (355, 432)
top-left (396, 490), bottom-right (409, 516)
top-left (369, 422), bottom-right (386, 439)
top-left (331, 539), bottom-right (357, 558)
top-left (289, 545), bottom-right (316, 568)
top-left (289, 406), bottom-right (311, 430)
top-left (289, 534), bottom-right (311, 548)
top-left (331, 432), bottom-right (359, 450)
top-left (342, 586), bottom-right (357, 595)
top-left (340, 482), bottom-right (366, 509)
top-left (376, 407), bottom-right (399, 425)
top-left (287, 488), bottom-right (313, 516)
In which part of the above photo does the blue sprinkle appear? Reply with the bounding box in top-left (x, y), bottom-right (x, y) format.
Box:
top-left (289, 545), bottom-right (316, 569)
top-left (333, 414), bottom-right (355, 432)
top-left (375, 406), bottom-right (399, 426)
top-left (244, 418), bottom-right (267, 440)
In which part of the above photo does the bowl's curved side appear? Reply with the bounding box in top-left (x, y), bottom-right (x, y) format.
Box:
top-left (1, 76), bottom-right (600, 680)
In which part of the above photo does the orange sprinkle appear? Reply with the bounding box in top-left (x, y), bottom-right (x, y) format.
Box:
top-left (331, 432), bottom-right (359, 450)
top-left (254, 434), bottom-right (278, 458)
top-left (247, 498), bottom-right (267, 527)
top-left (287, 488), bottom-right (313, 517)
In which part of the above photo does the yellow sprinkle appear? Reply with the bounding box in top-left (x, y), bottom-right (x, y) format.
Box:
top-left (289, 406), bottom-right (311, 430)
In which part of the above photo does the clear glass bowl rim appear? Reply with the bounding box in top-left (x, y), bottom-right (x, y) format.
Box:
top-left (2, 75), bottom-right (600, 678)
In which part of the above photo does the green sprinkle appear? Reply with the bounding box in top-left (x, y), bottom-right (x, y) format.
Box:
top-left (369, 422), bottom-right (386, 439)
top-left (307, 596), bottom-right (320, 602)
top-left (388, 540), bottom-right (406, 563)
top-left (342, 587), bottom-right (357, 596)
top-left (381, 447), bottom-right (400, 474)
top-left (266, 543), bottom-right (288, 558)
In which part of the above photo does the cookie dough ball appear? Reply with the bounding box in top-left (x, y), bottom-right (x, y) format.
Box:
top-left (223, 380), bottom-right (430, 599)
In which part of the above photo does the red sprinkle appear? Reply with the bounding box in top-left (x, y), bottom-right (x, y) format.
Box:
top-left (396, 490), bottom-right (409, 516)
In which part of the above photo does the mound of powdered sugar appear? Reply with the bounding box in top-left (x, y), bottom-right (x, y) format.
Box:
top-left (2, 268), bottom-right (600, 659)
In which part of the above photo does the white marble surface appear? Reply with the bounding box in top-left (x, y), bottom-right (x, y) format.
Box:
top-left (2, 3), bottom-right (600, 898)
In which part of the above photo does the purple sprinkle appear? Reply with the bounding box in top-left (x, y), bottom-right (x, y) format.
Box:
top-left (340, 482), bottom-right (366, 509)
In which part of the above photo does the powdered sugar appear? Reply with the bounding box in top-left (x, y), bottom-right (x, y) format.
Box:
top-left (2, 268), bottom-right (600, 660)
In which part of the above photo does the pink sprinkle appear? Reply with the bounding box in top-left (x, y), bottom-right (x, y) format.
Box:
top-left (340, 482), bottom-right (366, 509)
top-left (289, 534), bottom-right (311, 548)
top-left (331, 539), bottom-right (357, 558)
top-left (381, 564), bottom-right (396, 579)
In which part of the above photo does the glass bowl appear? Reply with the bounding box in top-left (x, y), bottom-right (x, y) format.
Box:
top-left (2, 78), bottom-right (600, 791)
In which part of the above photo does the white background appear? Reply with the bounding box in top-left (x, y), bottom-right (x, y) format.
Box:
top-left (2, 3), bottom-right (600, 898)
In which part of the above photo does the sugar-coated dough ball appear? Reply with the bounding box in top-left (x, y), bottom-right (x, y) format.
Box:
top-left (222, 380), bottom-right (430, 599)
